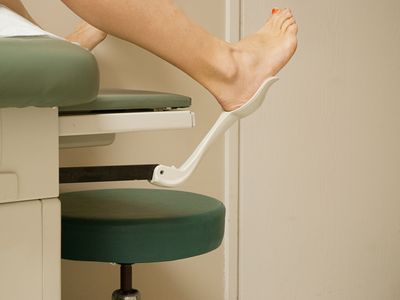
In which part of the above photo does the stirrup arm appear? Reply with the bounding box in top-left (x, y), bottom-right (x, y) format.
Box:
top-left (151, 76), bottom-right (279, 187)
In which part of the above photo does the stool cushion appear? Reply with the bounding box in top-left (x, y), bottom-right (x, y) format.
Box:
top-left (59, 89), bottom-right (191, 113)
top-left (0, 37), bottom-right (99, 108)
top-left (61, 189), bottom-right (225, 264)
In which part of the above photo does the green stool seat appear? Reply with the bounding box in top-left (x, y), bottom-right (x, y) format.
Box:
top-left (61, 189), bottom-right (225, 264)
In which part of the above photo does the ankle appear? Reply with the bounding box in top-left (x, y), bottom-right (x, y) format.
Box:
top-left (215, 43), bottom-right (261, 86)
top-left (197, 41), bottom-right (240, 87)
top-left (217, 43), bottom-right (241, 83)
top-left (205, 43), bottom-right (266, 111)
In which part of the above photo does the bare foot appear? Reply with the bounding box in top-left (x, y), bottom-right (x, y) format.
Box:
top-left (66, 22), bottom-right (107, 50)
top-left (215, 8), bottom-right (298, 111)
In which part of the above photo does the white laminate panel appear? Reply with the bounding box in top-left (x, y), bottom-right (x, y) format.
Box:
top-left (59, 111), bottom-right (195, 137)
top-left (0, 172), bottom-right (18, 203)
top-left (42, 198), bottom-right (61, 300)
top-left (0, 200), bottom-right (42, 300)
top-left (0, 109), bottom-right (2, 167)
top-left (1, 107), bottom-right (59, 202)
top-left (59, 133), bottom-right (115, 149)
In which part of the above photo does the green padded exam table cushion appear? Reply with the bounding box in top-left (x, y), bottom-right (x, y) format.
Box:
top-left (0, 37), bottom-right (99, 108)
top-left (61, 189), bottom-right (225, 264)
top-left (59, 89), bottom-right (192, 113)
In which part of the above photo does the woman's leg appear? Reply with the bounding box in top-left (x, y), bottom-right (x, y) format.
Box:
top-left (61, 0), bottom-right (298, 111)
top-left (66, 22), bottom-right (107, 50)
top-left (0, 0), bottom-right (38, 25)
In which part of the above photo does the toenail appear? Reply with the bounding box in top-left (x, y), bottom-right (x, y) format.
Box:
top-left (272, 7), bottom-right (280, 14)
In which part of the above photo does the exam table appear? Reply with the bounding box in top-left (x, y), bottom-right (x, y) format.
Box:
top-left (0, 36), bottom-right (195, 300)
top-left (0, 29), bottom-right (278, 298)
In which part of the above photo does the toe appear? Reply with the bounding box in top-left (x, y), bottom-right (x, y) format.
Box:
top-left (287, 22), bottom-right (299, 35)
top-left (268, 7), bottom-right (281, 22)
top-left (275, 8), bottom-right (293, 29)
top-left (282, 17), bottom-right (296, 33)
top-left (272, 7), bottom-right (280, 15)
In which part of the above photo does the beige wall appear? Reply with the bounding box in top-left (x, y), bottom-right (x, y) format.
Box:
top-left (23, 1), bottom-right (226, 299)
top-left (239, 0), bottom-right (400, 299)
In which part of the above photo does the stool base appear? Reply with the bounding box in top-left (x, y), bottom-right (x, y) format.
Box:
top-left (112, 289), bottom-right (141, 300)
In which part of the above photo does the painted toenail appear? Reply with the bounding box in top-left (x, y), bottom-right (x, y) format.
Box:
top-left (272, 8), bottom-right (280, 14)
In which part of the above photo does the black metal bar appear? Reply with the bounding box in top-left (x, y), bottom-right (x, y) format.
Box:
top-left (59, 108), bottom-right (156, 116)
top-left (120, 264), bottom-right (133, 292)
top-left (59, 164), bottom-right (158, 183)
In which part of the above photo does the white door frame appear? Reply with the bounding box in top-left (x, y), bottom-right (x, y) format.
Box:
top-left (224, 1), bottom-right (241, 299)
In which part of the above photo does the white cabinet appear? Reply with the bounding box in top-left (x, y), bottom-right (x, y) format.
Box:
top-left (0, 200), bottom-right (43, 299)
top-left (0, 107), bottom-right (60, 300)
top-left (0, 199), bottom-right (60, 300)
top-left (0, 107), bottom-right (58, 204)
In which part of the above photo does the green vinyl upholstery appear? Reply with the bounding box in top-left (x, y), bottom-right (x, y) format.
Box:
top-left (0, 37), bottom-right (192, 111)
top-left (60, 89), bottom-right (191, 113)
top-left (0, 37), bottom-right (99, 108)
top-left (61, 189), bottom-right (225, 264)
